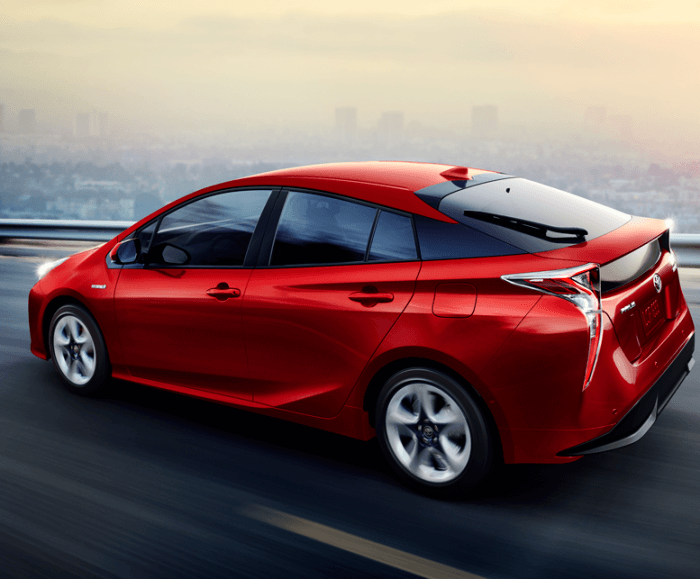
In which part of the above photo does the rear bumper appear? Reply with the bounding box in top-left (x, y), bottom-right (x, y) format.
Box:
top-left (557, 334), bottom-right (695, 456)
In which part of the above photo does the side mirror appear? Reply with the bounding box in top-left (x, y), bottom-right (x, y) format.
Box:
top-left (112, 239), bottom-right (141, 265)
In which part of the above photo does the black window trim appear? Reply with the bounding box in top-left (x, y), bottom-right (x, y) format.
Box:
top-left (118, 186), bottom-right (282, 270)
top-left (257, 186), bottom-right (421, 269)
top-left (364, 210), bottom-right (382, 262)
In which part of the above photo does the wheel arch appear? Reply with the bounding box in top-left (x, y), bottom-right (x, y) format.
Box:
top-left (361, 357), bottom-right (503, 464)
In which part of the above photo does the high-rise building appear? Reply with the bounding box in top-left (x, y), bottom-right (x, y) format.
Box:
top-left (18, 109), bottom-right (37, 134)
top-left (75, 110), bottom-right (109, 137)
top-left (584, 106), bottom-right (606, 134)
top-left (472, 105), bottom-right (498, 136)
top-left (608, 114), bottom-right (632, 140)
top-left (95, 112), bottom-right (109, 136)
top-left (335, 107), bottom-right (357, 143)
top-left (378, 111), bottom-right (404, 146)
top-left (75, 112), bottom-right (91, 137)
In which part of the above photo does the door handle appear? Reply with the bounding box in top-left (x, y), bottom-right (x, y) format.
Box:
top-left (206, 283), bottom-right (241, 301)
top-left (349, 290), bottom-right (394, 306)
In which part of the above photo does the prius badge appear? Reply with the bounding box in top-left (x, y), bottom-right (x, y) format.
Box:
top-left (653, 274), bottom-right (662, 293)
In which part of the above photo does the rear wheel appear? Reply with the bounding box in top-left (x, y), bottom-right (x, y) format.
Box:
top-left (376, 368), bottom-right (493, 495)
top-left (49, 304), bottom-right (110, 396)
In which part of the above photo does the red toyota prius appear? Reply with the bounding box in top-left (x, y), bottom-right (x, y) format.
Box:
top-left (28, 162), bottom-right (695, 494)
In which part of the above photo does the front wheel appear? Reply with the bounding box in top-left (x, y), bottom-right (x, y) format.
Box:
top-left (49, 304), bottom-right (110, 396)
top-left (376, 368), bottom-right (493, 495)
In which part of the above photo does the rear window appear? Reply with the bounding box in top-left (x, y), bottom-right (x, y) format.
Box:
top-left (438, 178), bottom-right (631, 253)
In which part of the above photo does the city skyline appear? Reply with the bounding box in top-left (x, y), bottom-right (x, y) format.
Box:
top-left (0, 100), bottom-right (636, 142)
top-left (1, 1), bottom-right (700, 152)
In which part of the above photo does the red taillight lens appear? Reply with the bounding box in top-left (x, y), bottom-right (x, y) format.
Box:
top-left (502, 264), bottom-right (603, 391)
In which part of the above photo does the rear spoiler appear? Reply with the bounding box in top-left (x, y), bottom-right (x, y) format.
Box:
top-left (533, 216), bottom-right (667, 266)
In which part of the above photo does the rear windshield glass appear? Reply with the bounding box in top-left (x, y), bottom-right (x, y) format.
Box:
top-left (438, 178), bottom-right (631, 253)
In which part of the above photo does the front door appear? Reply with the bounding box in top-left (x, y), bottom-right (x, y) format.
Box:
top-left (114, 188), bottom-right (275, 400)
top-left (115, 267), bottom-right (254, 399)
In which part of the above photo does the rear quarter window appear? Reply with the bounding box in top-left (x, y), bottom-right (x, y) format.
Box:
top-left (413, 215), bottom-right (525, 260)
top-left (438, 178), bottom-right (631, 253)
top-left (368, 211), bottom-right (418, 262)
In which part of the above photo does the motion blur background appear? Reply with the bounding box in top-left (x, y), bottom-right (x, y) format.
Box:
top-left (1, 0), bottom-right (700, 228)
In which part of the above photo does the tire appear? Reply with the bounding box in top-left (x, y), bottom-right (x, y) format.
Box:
top-left (376, 368), bottom-right (493, 496)
top-left (49, 304), bottom-right (110, 396)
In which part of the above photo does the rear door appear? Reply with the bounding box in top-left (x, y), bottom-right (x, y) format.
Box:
top-left (243, 190), bottom-right (421, 417)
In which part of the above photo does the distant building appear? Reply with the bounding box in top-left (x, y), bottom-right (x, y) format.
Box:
top-left (335, 107), bottom-right (357, 143)
top-left (75, 112), bottom-right (91, 137)
top-left (75, 110), bottom-right (109, 137)
top-left (608, 114), bottom-right (633, 140)
top-left (584, 106), bottom-right (606, 134)
top-left (95, 113), bottom-right (109, 137)
top-left (378, 111), bottom-right (404, 146)
top-left (472, 105), bottom-right (498, 136)
top-left (18, 109), bottom-right (36, 134)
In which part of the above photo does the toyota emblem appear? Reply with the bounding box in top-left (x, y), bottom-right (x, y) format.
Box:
top-left (653, 274), bottom-right (662, 293)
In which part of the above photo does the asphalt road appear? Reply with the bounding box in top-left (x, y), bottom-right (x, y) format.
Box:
top-left (1, 249), bottom-right (699, 579)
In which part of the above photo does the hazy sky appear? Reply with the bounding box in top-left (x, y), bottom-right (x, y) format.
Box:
top-left (2, 1), bottom-right (700, 144)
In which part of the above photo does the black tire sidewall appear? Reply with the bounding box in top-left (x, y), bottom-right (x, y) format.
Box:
top-left (376, 368), bottom-right (493, 496)
top-left (49, 304), bottom-right (110, 396)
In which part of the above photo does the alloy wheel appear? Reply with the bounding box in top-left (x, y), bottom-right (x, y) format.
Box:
top-left (384, 381), bottom-right (472, 483)
top-left (52, 314), bottom-right (97, 386)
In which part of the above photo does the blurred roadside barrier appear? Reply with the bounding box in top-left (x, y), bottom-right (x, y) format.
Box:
top-left (669, 234), bottom-right (700, 268)
top-left (0, 219), bottom-right (133, 242)
top-left (2, 219), bottom-right (700, 267)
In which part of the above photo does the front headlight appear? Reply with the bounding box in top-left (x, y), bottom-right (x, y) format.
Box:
top-left (37, 257), bottom-right (69, 280)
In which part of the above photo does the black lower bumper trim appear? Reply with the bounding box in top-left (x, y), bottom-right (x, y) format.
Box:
top-left (558, 334), bottom-right (695, 456)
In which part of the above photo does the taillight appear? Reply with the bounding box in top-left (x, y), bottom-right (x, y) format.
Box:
top-left (502, 264), bottom-right (603, 391)
top-left (660, 229), bottom-right (677, 272)
top-left (669, 245), bottom-right (678, 273)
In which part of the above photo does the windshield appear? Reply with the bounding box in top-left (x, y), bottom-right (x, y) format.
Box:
top-left (439, 177), bottom-right (631, 253)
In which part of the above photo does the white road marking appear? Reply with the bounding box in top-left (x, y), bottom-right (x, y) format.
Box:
top-left (244, 504), bottom-right (486, 579)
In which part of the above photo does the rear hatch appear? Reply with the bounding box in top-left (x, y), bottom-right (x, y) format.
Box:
top-left (532, 219), bottom-right (679, 363)
top-left (436, 177), bottom-right (680, 362)
top-left (597, 231), bottom-right (680, 362)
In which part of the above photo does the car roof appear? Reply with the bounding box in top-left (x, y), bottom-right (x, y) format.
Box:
top-left (199, 161), bottom-right (499, 223)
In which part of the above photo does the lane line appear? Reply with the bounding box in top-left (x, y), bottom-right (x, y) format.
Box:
top-left (244, 504), bottom-right (486, 579)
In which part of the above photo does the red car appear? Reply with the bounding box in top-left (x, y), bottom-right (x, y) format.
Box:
top-left (28, 162), bottom-right (695, 494)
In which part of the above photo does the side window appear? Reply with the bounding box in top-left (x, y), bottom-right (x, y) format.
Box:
top-left (148, 189), bottom-right (272, 266)
top-left (413, 215), bottom-right (525, 260)
top-left (271, 191), bottom-right (377, 266)
top-left (368, 211), bottom-right (417, 262)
